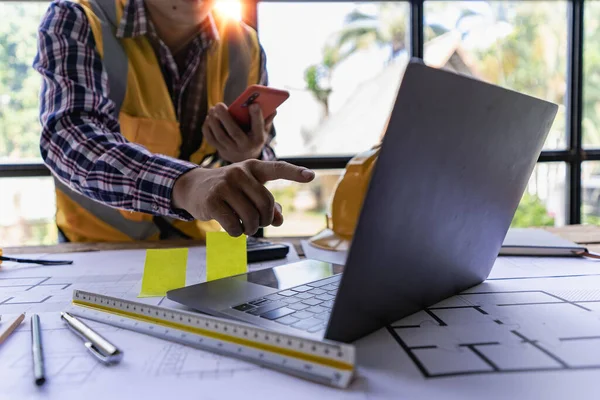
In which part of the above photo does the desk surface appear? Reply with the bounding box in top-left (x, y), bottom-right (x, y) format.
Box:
top-left (4, 236), bottom-right (308, 256)
top-left (2, 226), bottom-right (600, 399)
top-left (5, 225), bottom-right (600, 256)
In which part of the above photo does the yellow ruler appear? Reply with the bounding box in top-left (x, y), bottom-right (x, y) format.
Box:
top-left (70, 290), bottom-right (356, 388)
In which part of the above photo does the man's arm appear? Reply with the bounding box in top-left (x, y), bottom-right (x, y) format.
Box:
top-left (33, 1), bottom-right (196, 219)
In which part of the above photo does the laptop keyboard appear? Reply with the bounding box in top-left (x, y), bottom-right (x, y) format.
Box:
top-left (232, 274), bottom-right (341, 335)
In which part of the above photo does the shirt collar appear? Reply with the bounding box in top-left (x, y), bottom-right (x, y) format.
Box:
top-left (115, 0), bottom-right (219, 45)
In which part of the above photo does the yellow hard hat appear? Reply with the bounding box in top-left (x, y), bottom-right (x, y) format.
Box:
top-left (309, 144), bottom-right (381, 251)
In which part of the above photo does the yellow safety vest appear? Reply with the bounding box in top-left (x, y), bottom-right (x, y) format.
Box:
top-left (54, 0), bottom-right (260, 242)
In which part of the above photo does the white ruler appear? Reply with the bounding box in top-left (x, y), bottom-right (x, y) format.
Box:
top-left (69, 290), bottom-right (356, 388)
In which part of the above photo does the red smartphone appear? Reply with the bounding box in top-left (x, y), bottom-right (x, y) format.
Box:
top-left (228, 85), bottom-right (290, 129)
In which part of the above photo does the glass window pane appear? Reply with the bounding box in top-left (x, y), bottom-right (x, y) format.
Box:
top-left (512, 163), bottom-right (566, 227)
top-left (0, 177), bottom-right (57, 246)
top-left (583, 1), bottom-right (600, 147)
top-left (265, 170), bottom-right (343, 237)
top-left (424, 1), bottom-right (567, 150)
top-left (0, 2), bottom-right (47, 163)
top-left (582, 162), bottom-right (600, 224)
top-left (258, 2), bottom-right (410, 157)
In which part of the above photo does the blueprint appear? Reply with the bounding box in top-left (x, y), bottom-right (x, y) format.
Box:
top-left (1, 246), bottom-right (600, 399)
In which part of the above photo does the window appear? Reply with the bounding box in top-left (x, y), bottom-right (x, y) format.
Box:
top-left (258, 2), bottom-right (410, 157)
top-left (0, 2), bottom-right (46, 164)
top-left (424, 1), bottom-right (568, 150)
top-left (0, 177), bottom-right (57, 246)
top-left (514, 163), bottom-right (566, 227)
top-left (0, 2), bottom-right (54, 246)
top-left (583, 0), bottom-right (600, 148)
top-left (0, 0), bottom-right (593, 246)
top-left (582, 162), bottom-right (600, 224)
top-left (265, 170), bottom-right (344, 237)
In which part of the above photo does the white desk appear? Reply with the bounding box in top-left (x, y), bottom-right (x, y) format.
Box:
top-left (1, 243), bottom-right (599, 400)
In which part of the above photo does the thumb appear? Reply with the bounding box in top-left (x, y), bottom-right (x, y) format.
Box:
top-left (250, 161), bottom-right (315, 184)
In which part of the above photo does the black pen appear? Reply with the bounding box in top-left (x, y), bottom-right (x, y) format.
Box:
top-left (31, 314), bottom-right (46, 386)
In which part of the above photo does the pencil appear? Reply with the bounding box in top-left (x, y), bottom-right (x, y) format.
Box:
top-left (0, 313), bottom-right (25, 345)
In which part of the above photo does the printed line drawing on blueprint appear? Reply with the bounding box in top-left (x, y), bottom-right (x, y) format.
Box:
top-left (145, 343), bottom-right (260, 380)
top-left (0, 273), bottom-right (143, 314)
top-left (10, 348), bottom-right (102, 385)
top-left (389, 277), bottom-right (600, 378)
top-left (0, 276), bottom-right (71, 305)
top-left (1, 313), bottom-right (262, 393)
top-left (0, 317), bottom-right (116, 391)
top-left (0, 251), bottom-right (151, 314)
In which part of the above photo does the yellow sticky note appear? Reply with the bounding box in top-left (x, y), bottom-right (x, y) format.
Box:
top-left (207, 232), bottom-right (247, 281)
top-left (139, 248), bottom-right (188, 298)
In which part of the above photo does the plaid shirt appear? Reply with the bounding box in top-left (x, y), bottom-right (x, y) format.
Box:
top-left (33, 0), bottom-right (275, 220)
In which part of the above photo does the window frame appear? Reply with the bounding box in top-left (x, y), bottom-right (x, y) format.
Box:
top-left (0, 0), bottom-right (591, 226)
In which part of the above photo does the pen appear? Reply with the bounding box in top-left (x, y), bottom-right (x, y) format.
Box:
top-left (60, 312), bottom-right (123, 364)
top-left (0, 313), bottom-right (25, 345)
top-left (0, 248), bottom-right (72, 266)
top-left (31, 314), bottom-right (46, 386)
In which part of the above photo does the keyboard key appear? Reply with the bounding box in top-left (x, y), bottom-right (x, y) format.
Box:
top-left (293, 293), bottom-right (313, 300)
top-left (282, 297), bottom-right (301, 305)
top-left (247, 301), bottom-right (286, 316)
top-left (316, 294), bottom-right (335, 301)
top-left (292, 318), bottom-right (322, 330)
top-left (307, 275), bottom-right (341, 288)
top-left (261, 307), bottom-right (295, 320)
top-left (301, 298), bottom-right (322, 306)
top-left (265, 293), bottom-right (284, 301)
top-left (308, 324), bottom-right (327, 333)
top-left (288, 303), bottom-right (309, 311)
top-left (307, 305), bottom-right (327, 314)
top-left (321, 301), bottom-right (334, 309)
top-left (321, 284), bottom-right (338, 291)
top-left (249, 298), bottom-right (269, 306)
top-left (233, 303), bottom-right (255, 312)
top-left (292, 285), bottom-right (312, 292)
top-left (291, 311), bottom-right (313, 320)
top-left (315, 312), bottom-right (331, 321)
top-left (307, 288), bottom-right (326, 295)
top-left (278, 290), bottom-right (296, 297)
top-left (276, 315), bottom-right (299, 325)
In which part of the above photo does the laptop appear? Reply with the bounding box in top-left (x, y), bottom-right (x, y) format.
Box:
top-left (167, 60), bottom-right (558, 343)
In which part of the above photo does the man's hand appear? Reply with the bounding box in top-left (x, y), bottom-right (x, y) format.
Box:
top-left (172, 160), bottom-right (315, 236)
top-left (202, 103), bottom-right (275, 163)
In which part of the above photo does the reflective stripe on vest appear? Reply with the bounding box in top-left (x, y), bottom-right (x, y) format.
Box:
top-left (54, 179), bottom-right (160, 240)
top-left (89, 0), bottom-right (127, 115)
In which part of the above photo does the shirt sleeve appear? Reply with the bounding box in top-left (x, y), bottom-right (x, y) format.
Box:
top-left (32, 1), bottom-right (195, 220)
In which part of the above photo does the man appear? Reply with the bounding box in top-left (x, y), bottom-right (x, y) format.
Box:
top-left (33, 0), bottom-right (314, 242)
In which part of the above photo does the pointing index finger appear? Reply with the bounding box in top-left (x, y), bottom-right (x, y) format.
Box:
top-left (250, 161), bottom-right (315, 184)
